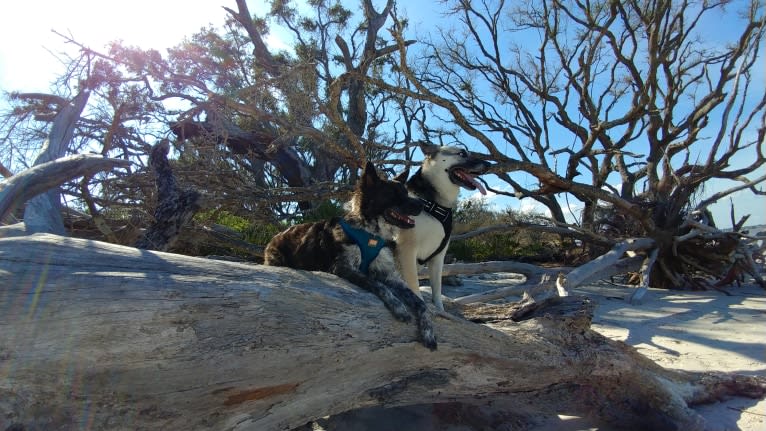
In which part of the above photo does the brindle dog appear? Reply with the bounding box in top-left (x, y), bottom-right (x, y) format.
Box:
top-left (264, 161), bottom-right (437, 350)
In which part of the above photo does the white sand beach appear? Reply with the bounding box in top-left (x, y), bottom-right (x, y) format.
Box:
top-left (539, 281), bottom-right (766, 431)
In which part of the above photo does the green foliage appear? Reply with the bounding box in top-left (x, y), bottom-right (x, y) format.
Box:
top-left (294, 200), bottom-right (344, 224)
top-left (196, 200), bottom-right (344, 250)
top-left (242, 223), bottom-right (283, 247)
top-left (194, 209), bottom-right (281, 246)
top-left (449, 199), bottom-right (559, 262)
top-left (196, 209), bottom-right (250, 231)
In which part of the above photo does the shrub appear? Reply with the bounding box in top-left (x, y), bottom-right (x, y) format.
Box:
top-left (449, 199), bottom-right (563, 263)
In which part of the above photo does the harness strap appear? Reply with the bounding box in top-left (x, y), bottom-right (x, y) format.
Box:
top-left (338, 219), bottom-right (387, 274)
top-left (417, 198), bottom-right (453, 265)
top-left (418, 197), bottom-right (451, 223)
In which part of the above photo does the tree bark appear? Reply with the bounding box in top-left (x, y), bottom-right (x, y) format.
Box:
top-left (1, 234), bottom-right (763, 431)
top-left (0, 155), bottom-right (129, 223)
top-left (556, 238), bottom-right (656, 295)
top-left (22, 90), bottom-right (90, 235)
top-left (134, 140), bottom-right (201, 251)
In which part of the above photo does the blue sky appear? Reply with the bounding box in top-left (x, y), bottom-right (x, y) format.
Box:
top-left (1, 0), bottom-right (763, 227)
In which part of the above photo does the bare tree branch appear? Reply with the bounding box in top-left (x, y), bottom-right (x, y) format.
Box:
top-left (0, 155), bottom-right (129, 222)
top-left (695, 172), bottom-right (766, 211)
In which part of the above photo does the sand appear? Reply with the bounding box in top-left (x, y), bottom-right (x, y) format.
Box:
top-left (538, 280), bottom-right (766, 431)
top-left (312, 277), bottom-right (765, 431)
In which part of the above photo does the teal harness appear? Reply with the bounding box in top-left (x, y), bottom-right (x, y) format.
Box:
top-left (338, 219), bottom-right (386, 274)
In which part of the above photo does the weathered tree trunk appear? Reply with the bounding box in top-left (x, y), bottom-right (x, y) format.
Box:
top-left (134, 140), bottom-right (201, 251)
top-left (22, 90), bottom-right (90, 235)
top-left (1, 234), bottom-right (763, 431)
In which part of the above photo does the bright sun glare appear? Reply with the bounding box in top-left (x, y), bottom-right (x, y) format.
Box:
top-left (0, 1), bottom-right (235, 91)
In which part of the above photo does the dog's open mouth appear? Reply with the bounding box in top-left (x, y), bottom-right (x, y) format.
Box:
top-left (384, 208), bottom-right (416, 228)
top-left (449, 168), bottom-right (487, 195)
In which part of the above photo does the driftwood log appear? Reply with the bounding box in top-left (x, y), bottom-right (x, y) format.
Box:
top-left (1, 234), bottom-right (764, 431)
top-left (419, 256), bottom-right (645, 304)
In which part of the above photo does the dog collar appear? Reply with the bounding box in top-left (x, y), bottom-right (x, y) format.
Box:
top-left (418, 198), bottom-right (452, 223)
top-left (338, 218), bottom-right (387, 275)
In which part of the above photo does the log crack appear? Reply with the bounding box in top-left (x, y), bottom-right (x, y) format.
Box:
top-left (222, 383), bottom-right (301, 406)
top-left (368, 369), bottom-right (453, 402)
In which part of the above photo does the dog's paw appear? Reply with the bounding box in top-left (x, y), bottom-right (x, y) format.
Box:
top-left (422, 335), bottom-right (437, 351)
top-left (433, 297), bottom-right (445, 312)
top-left (419, 317), bottom-right (437, 351)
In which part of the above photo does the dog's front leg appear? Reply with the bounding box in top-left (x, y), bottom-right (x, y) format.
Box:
top-left (384, 279), bottom-right (437, 351)
top-left (395, 245), bottom-right (423, 299)
top-left (428, 245), bottom-right (449, 311)
top-left (333, 264), bottom-right (412, 323)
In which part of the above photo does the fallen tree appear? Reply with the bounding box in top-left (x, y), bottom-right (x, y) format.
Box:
top-left (1, 233), bottom-right (764, 431)
top-left (424, 255), bottom-right (644, 304)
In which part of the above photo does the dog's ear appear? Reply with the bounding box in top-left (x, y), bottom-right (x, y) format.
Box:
top-left (418, 141), bottom-right (440, 157)
top-left (361, 161), bottom-right (380, 187)
top-left (393, 167), bottom-right (410, 183)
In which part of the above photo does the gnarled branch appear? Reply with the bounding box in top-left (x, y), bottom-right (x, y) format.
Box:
top-left (0, 155), bottom-right (129, 224)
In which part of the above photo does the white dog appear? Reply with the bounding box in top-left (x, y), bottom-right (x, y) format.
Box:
top-left (394, 143), bottom-right (491, 310)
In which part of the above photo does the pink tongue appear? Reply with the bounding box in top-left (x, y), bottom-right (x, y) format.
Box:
top-left (463, 172), bottom-right (486, 195)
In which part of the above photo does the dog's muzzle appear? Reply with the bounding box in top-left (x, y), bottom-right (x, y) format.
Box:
top-left (449, 160), bottom-right (491, 195)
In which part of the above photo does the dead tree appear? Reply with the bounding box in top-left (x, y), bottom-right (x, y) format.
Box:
top-left (1, 233), bottom-right (764, 431)
top-left (382, 0), bottom-right (766, 295)
top-left (134, 140), bottom-right (201, 251)
top-left (13, 90), bottom-right (90, 234)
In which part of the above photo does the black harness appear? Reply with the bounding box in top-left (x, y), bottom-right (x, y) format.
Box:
top-left (417, 197), bottom-right (453, 265)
